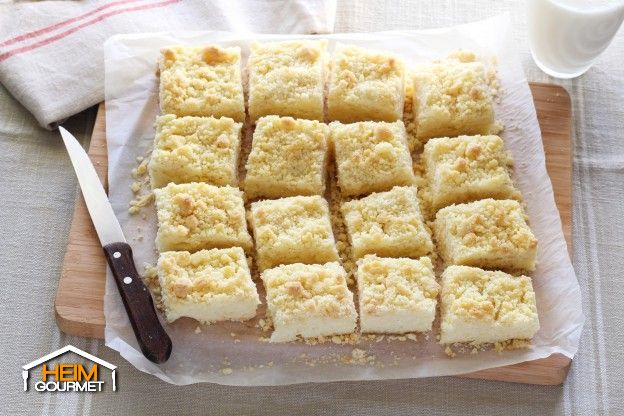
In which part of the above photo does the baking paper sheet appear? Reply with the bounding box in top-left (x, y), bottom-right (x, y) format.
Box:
top-left (103, 14), bottom-right (584, 386)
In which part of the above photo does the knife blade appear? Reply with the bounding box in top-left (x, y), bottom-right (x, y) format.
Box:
top-left (59, 126), bottom-right (172, 364)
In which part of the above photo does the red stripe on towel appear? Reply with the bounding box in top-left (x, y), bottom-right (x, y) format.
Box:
top-left (0, 0), bottom-right (180, 62)
top-left (0, 0), bottom-right (144, 47)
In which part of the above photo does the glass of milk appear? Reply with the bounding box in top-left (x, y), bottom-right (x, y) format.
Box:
top-left (527, 0), bottom-right (624, 78)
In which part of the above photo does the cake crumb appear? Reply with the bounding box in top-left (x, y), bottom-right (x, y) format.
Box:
top-left (485, 66), bottom-right (501, 102)
top-left (128, 191), bottom-right (154, 214)
top-left (256, 317), bottom-right (273, 332)
top-left (352, 348), bottom-right (365, 360)
top-left (444, 346), bottom-right (456, 358)
top-left (448, 49), bottom-right (477, 63)
top-left (141, 263), bottom-right (162, 309)
top-left (387, 335), bottom-right (408, 342)
top-left (489, 120), bottom-right (504, 135)
top-left (221, 367), bottom-right (233, 375)
top-left (344, 348), bottom-right (376, 365)
top-left (332, 333), bottom-right (360, 345)
top-left (494, 339), bottom-right (531, 353)
top-left (132, 159), bottom-right (149, 179)
top-left (194, 326), bottom-right (202, 334)
top-left (130, 181), bottom-right (141, 194)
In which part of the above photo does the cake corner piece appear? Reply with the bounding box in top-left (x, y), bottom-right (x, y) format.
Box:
top-left (158, 45), bottom-right (245, 121)
top-left (439, 265), bottom-right (540, 344)
top-left (158, 247), bottom-right (260, 324)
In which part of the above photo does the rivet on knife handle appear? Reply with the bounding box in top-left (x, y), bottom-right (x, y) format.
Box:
top-left (103, 242), bottom-right (172, 364)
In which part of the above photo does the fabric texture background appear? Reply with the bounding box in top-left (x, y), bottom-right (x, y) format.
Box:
top-left (0, 0), bottom-right (622, 414)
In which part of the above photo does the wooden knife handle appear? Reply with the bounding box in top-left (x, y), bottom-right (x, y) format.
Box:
top-left (103, 242), bottom-right (172, 364)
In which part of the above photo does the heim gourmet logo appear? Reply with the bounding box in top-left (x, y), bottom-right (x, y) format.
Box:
top-left (22, 345), bottom-right (117, 392)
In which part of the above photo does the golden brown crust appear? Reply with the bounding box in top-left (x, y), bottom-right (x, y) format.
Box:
top-left (439, 265), bottom-right (539, 344)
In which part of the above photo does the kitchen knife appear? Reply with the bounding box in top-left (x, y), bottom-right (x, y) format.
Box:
top-left (59, 126), bottom-right (172, 364)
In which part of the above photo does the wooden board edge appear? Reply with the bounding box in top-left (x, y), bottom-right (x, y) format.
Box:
top-left (460, 353), bottom-right (571, 385)
top-left (530, 82), bottom-right (573, 253)
top-left (55, 304), bottom-right (106, 339)
top-left (55, 102), bottom-right (107, 339)
top-left (459, 83), bottom-right (573, 385)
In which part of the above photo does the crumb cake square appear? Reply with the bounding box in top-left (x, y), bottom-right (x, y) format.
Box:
top-left (439, 265), bottom-right (540, 344)
top-left (330, 121), bottom-right (415, 197)
top-left (159, 45), bottom-right (245, 121)
top-left (148, 114), bottom-right (242, 188)
top-left (413, 60), bottom-right (494, 141)
top-left (158, 247), bottom-right (260, 323)
top-left (341, 186), bottom-right (433, 259)
top-left (434, 199), bottom-right (538, 272)
top-left (250, 195), bottom-right (339, 271)
top-left (357, 255), bottom-right (439, 334)
top-left (328, 44), bottom-right (405, 122)
top-left (423, 135), bottom-right (518, 210)
top-left (154, 183), bottom-right (252, 252)
top-left (261, 262), bottom-right (357, 342)
top-left (248, 40), bottom-right (326, 121)
top-left (244, 116), bottom-right (329, 199)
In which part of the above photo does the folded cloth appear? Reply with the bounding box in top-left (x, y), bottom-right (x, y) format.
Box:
top-left (0, 0), bottom-right (336, 128)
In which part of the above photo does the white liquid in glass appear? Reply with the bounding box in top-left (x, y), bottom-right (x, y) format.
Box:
top-left (527, 0), bottom-right (624, 78)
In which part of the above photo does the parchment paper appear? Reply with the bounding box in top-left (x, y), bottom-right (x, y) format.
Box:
top-left (102, 14), bottom-right (584, 386)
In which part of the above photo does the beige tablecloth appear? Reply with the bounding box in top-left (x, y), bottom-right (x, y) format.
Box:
top-left (1, 0), bottom-right (622, 414)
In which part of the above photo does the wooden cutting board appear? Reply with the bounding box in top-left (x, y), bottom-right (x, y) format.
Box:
top-left (55, 82), bottom-right (573, 385)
